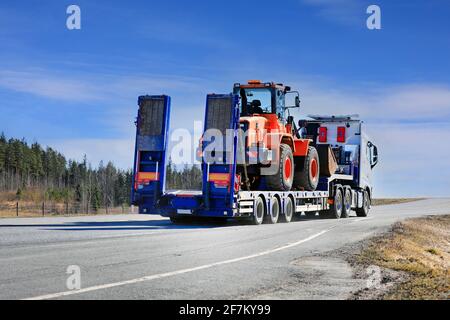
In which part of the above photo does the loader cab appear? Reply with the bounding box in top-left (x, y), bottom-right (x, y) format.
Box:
top-left (233, 81), bottom-right (298, 121)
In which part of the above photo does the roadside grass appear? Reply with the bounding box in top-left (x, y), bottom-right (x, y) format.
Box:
top-left (372, 198), bottom-right (425, 206)
top-left (355, 215), bottom-right (450, 299)
top-left (0, 202), bottom-right (133, 218)
top-left (0, 209), bottom-right (133, 218)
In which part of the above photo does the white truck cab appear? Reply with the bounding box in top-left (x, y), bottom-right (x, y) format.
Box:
top-left (304, 115), bottom-right (378, 202)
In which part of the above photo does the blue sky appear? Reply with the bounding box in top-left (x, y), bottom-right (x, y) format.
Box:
top-left (0, 0), bottom-right (449, 197)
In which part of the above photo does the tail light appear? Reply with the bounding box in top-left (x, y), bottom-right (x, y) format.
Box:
top-left (209, 173), bottom-right (230, 188)
top-left (234, 174), bottom-right (241, 192)
top-left (134, 172), bottom-right (159, 190)
top-left (337, 126), bottom-right (346, 143)
top-left (318, 127), bottom-right (328, 143)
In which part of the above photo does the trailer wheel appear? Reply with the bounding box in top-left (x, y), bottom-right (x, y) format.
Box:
top-left (282, 197), bottom-right (294, 223)
top-left (342, 188), bottom-right (352, 218)
top-left (252, 196), bottom-right (265, 225)
top-left (326, 188), bottom-right (343, 219)
top-left (265, 197), bottom-right (280, 224)
top-left (266, 144), bottom-right (294, 191)
top-left (356, 190), bottom-right (370, 217)
top-left (293, 146), bottom-right (320, 191)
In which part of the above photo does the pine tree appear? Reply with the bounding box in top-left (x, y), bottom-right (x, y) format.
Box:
top-left (0, 132), bottom-right (6, 173)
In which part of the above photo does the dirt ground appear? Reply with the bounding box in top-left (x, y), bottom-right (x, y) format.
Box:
top-left (350, 215), bottom-right (450, 300)
top-left (372, 198), bottom-right (425, 206)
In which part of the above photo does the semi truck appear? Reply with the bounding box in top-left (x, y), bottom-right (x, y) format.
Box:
top-left (131, 81), bottom-right (379, 224)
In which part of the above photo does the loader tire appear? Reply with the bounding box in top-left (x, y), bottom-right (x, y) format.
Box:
top-left (266, 144), bottom-right (294, 191)
top-left (294, 146), bottom-right (320, 191)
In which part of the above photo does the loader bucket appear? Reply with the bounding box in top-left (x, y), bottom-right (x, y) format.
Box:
top-left (316, 144), bottom-right (338, 177)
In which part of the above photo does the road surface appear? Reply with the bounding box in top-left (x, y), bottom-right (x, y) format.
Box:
top-left (0, 198), bottom-right (448, 300)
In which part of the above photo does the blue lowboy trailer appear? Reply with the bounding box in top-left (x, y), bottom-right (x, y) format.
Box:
top-left (131, 90), bottom-right (378, 225)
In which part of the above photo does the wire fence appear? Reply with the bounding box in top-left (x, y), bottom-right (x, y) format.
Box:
top-left (0, 202), bottom-right (133, 217)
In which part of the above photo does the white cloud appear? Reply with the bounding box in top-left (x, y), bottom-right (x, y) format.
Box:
top-left (0, 69), bottom-right (210, 103)
top-left (301, 0), bottom-right (363, 25)
top-left (287, 80), bottom-right (450, 123)
top-left (138, 20), bottom-right (231, 49)
top-left (43, 138), bottom-right (135, 170)
top-left (379, 85), bottom-right (450, 119)
top-left (366, 122), bottom-right (450, 197)
top-left (0, 70), bottom-right (103, 101)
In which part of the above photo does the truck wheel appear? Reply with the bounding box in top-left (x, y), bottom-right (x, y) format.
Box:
top-left (327, 188), bottom-right (343, 219)
top-left (342, 188), bottom-right (352, 218)
top-left (265, 197), bottom-right (280, 224)
top-left (266, 144), bottom-right (294, 191)
top-left (356, 190), bottom-right (370, 217)
top-left (282, 197), bottom-right (294, 223)
top-left (293, 146), bottom-right (320, 191)
top-left (252, 196), bottom-right (265, 225)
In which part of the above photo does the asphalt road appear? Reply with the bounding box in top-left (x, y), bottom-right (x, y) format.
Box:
top-left (0, 198), bottom-right (448, 300)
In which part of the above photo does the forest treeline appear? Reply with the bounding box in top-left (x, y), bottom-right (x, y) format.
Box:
top-left (0, 133), bottom-right (201, 209)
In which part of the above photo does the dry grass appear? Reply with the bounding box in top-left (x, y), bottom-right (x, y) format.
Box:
top-left (0, 199), bottom-right (132, 218)
top-left (0, 189), bottom-right (132, 218)
top-left (0, 207), bottom-right (133, 218)
top-left (356, 215), bottom-right (450, 299)
top-left (0, 188), bottom-right (46, 202)
top-left (372, 198), bottom-right (425, 206)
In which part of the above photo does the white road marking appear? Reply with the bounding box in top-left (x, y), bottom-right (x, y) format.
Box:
top-left (24, 227), bottom-right (333, 300)
top-left (348, 217), bottom-right (374, 224)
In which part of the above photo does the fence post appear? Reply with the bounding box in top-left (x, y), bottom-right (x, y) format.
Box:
top-left (16, 201), bottom-right (19, 217)
top-left (66, 202), bottom-right (69, 215)
top-left (42, 202), bottom-right (45, 216)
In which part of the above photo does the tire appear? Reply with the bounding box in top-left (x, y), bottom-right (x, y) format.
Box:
top-left (266, 144), bottom-right (294, 191)
top-left (282, 197), bottom-right (294, 223)
top-left (356, 190), bottom-right (370, 217)
top-left (326, 188), bottom-right (343, 219)
top-left (252, 196), bottom-right (265, 225)
top-left (265, 197), bottom-right (280, 224)
top-left (293, 146), bottom-right (320, 191)
top-left (342, 188), bottom-right (352, 218)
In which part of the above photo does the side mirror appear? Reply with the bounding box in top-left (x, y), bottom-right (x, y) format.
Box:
top-left (295, 96), bottom-right (300, 108)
